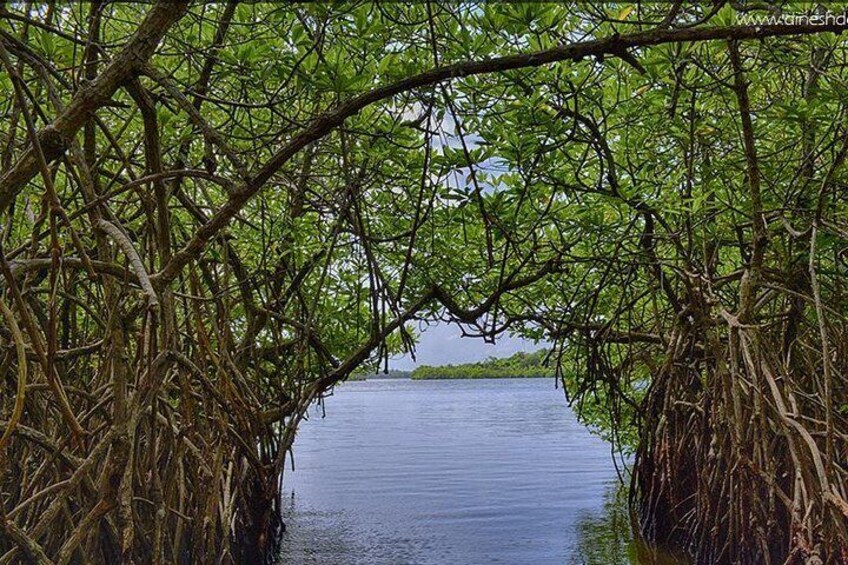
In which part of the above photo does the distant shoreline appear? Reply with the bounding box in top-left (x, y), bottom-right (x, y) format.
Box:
top-left (410, 372), bottom-right (551, 380)
top-left (409, 375), bottom-right (554, 381)
top-left (352, 374), bottom-right (550, 381)
top-left (352, 350), bottom-right (553, 381)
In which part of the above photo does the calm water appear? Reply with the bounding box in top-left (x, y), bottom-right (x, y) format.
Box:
top-left (280, 378), bottom-right (635, 564)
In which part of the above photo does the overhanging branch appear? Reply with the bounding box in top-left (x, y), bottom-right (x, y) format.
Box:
top-left (154, 20), bottom-right (848, 286)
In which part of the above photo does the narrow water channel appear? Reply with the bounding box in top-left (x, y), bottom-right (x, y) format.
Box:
top-left (281, 378), bottom-right (635, 564)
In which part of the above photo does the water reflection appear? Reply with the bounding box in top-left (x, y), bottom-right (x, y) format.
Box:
top-left (280, 378), bottom-right (641, 564)
top-left (571, 484), bottom-right (636, 564)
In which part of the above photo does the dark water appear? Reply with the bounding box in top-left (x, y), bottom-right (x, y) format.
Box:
top-left (280, 378), bottom-right (635, 565)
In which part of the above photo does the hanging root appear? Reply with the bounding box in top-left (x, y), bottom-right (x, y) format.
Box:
top-left (631, 316), bottom-right (848, 564)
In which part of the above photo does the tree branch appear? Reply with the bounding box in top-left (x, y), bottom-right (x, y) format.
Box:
top-left (0, 0), bottom-right (189, 211)
top-left (155, 21), bottom-right (848, 286)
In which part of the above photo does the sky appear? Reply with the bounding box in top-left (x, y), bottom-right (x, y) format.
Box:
top-left (384, 109), bottom-right (540, 370)
top-left (390, 321), bottom-right (543, 370)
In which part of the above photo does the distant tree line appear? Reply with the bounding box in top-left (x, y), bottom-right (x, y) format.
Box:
top-left (411, 350), bottom-right (553, 380)
top-left (350, 368), bottom-right (411, 380)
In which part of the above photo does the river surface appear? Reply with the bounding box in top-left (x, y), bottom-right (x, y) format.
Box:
top-left (280, 378), bottom-right (635, 564)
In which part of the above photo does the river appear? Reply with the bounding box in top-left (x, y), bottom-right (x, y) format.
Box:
top-left (280, 378), bottom-right (635, 564)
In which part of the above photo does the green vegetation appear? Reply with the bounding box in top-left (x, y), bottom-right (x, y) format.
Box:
top-left (1, 3), bottom-right (847, 563)
top-left (411, 350), bottom-right (553, 380)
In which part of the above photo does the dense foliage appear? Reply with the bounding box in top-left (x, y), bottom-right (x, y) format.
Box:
top-left (0, 2), bottom-right (847, 564)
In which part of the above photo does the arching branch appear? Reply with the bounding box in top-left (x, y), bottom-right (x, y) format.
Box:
top-left (155, 20), bottom-right (848, 286)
